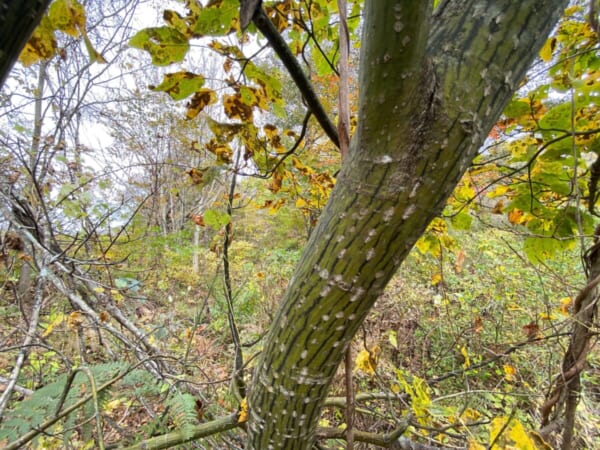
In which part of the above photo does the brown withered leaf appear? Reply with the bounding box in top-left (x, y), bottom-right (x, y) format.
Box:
top-left (191, 214), bottom-right (205, 226)
top-left (223, 58), bottom-right (233, 73)
top-left (205, 139), bottom-right (233, 164)
top-left (455, 249), bottom-right (465, 273)
top-left (223, 93), bottom-right (253, 121)
top-left (186, 89), bottom-right (217, 119)
top-left (523, 322), bottom-right (540, 339)
top-left (472, 315), bottom-right (483, 333)
top-left (186, 168), bottom-right (204, 184)
top-left (492, 200), bottom-right (504, 214)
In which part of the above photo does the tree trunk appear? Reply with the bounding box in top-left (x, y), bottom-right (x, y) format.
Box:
top-left (0, 0), bottom-right (51, 86)
top-left (246, 1), bottom-right (567, 449)
top-left (540, 236), bottom-right (600, 449)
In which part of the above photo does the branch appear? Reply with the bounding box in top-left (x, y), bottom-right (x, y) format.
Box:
top-left (324, 391), bottom-right (408, 408)
top-left (0, 276), bottom-right (44, 419)
top-left (0, 376), bottom-right (34, 397)
top-left (0, 190), bottom-right (167, 380)
top-left (337, 0), bottom-right (350, 159)
top-left (344, 346), bottom-right (355, 449)
top-left (223, 153), bottom-right (246, 399)
top-left (117, 413), bottom-right (241, 450)
top-left (315, 418), bottom-right (452, 450)
top-left (248, 6), bottom-right (340, 148)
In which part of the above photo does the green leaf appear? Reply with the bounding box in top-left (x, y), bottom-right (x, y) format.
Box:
top-left (163, 9), bottom-right (192, 37)
top-left (203, 209), bottom-right (231, 230)
top-left (193, 0), bottom-right (239, 36)
top-left (523, 237), bottom-right (560, 262)
top-left (48, 0), bottom-right (86, 37)
top-left (503, 98), bottom-right (531, 120)
top-left (129, 27), bottom-right (189, 66)
top-left (115, 278), bottom-right (141, 291)
top-left (151, 72), bottom-right (205, 101)
top-left (450, 212), bottom-right (472, 230)
top-left (82, 32), bottom-right (106, 64)
top-left (244, 62), bottom-right (283, 105)
top-left (207, 118), bottom-right (243, 143)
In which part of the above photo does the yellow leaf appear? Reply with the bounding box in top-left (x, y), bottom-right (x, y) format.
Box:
top-left (111, 289), bottom-right (124, 302)
top-left (490, 417), bottom-right (509, 447)
top-left (354, 345), bottom-right (380, 375)
top-left (460, 346), bottom-right (470, 369)
top-left (431, 273), bottom-right (442, 286)
top-left (318, 418), bottom-right (331, 427)
top-left (461, 408), bottom-right (482, 422)
top-left (268, 198), bottom-right (286, 214)
top-left (539, 37), bottom-right (556, 62)
top-left (488, 417), bottom-right (543, 449)
top-left (43, 313), bottom-right (65, 337)
top-left (415, 236), bottom-right (431, 254)
top-left (468, 439), bottom-right (486, 450)
top-left (295, 197), bottom-right (308, 208)
top-left (559, 297), bottom-right (572, 315)
top-left (487, 185), bottom-right (509, 198)
top-left (395, 369), bottom-right (432, 424)
top-left (429, 217), bottom-right (447, 234)
top-left (507, 420), bottom-right (537, 450)
top-left (49, 0), bottom-right (86, 37)
top-left (93, 286), bottom-right (105, 293)
top-left (19, 16), bottom-right (57, 66)
top-left (539, 312), bottom-right (556, 321)
top-left (104, 398), bottom-right (124, 414)
top-left (503, 364), bottom-right (516, 382)
top-left (238, 398), bottom-right (248, 423)
top-left (82, 31), bottom-right (106, 64)
top-left (292, 157), bottom-right (315, 175)
top-left (223, 93), bottom-right (253, 121)
top-left (67, 311), bottom-right (84, 330)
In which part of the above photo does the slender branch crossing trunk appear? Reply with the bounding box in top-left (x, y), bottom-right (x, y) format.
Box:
top-left (246, 1), bottom-right (567, 448)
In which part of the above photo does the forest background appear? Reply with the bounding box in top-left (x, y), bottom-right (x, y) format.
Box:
top-left (0, 0), bottom-right (599, 449)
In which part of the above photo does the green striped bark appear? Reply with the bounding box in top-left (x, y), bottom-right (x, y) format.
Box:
top-left (247, 1), bottom-right (567, 449)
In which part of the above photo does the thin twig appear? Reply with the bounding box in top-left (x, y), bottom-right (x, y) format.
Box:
top-left (344, 345), bottom-right (355, 449)
top-left (223, 151), bottom-right (246, 399)
top-left (0, 275), bottom-right (45, 419)
top-left (337, 0), bottom-right (350, 159)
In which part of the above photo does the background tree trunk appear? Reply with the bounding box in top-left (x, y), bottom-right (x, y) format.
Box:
top-left (246, 1), bottom-right (568, 448)
top-left (0, 0), bottom-right (51, 86)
